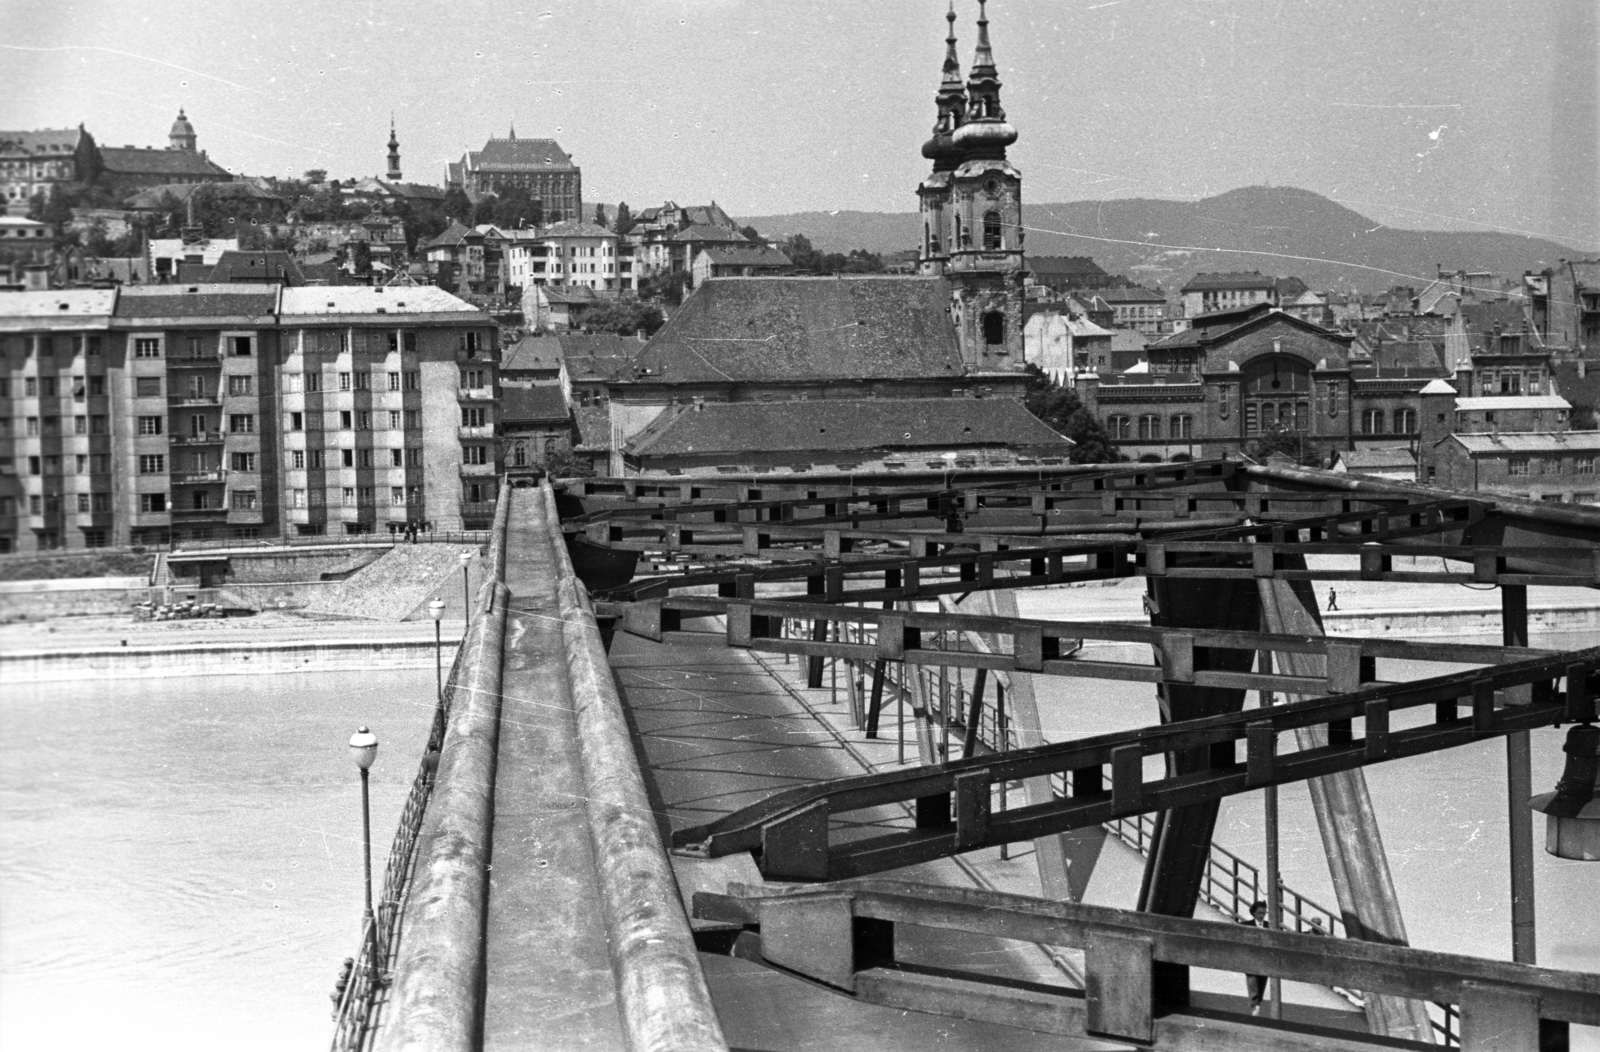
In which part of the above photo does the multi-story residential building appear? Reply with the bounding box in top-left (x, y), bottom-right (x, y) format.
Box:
top-left (1096, 285), bottom-right (1168, 334)
top-left (1525, 259), bottom-right (1600, 352)
top-left (503, 221), bottom-right (630, 291)
top-left (690, 246), bottom-right (793, 286)
top-left (1432, 431), bottom-right (1600, 503)
top-left (0, 128), bottom-right (97, 214)
top-left (445, 131), bottom-right (582, 223)
top-left (1179, 271), bottom-right (1278, 317)
top-left (0, 285), bottom-right (497, 553)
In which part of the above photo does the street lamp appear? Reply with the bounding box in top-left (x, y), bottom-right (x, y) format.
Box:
top-left (1531, 722), bottom-right (1600, 861)
top-left (348, 726), bottom-right (379, 979)
top-left (428, 598), bottom-right (445, 707)
top-left (458, 550), bottom-right (473, 621)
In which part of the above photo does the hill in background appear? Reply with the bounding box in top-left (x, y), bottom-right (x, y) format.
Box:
top-left (739, 186), bottom-right (1583, 294)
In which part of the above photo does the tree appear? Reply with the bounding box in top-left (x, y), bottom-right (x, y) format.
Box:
top-left (490, 185), bottom-right (541, 229)
top-left (1243, 424), bottom-right (1306, 463)
top-left (1021, 364), bottom-right (1119, 463)
top-left (593, 204), bottom-right (608, 229)
top-left (36, 185), bottom-right (75, 232)
top-left (351, 241), bottom-right (373, 276)
top-left (740, 224), bottom-right (761, 243)
top-left (1570, 404), bottom-right (1597, 431)
top-left (470, 196), bottom-right (498, 227)
top-left (639, 270), bottom-right (692, 308)
top-left (782, 233), bottom-right (819, 272)
top-left (614, 201), bottom-right (634, 236)
top-left (441, 187), bottom-right (473, 223)
top-left (581, 299), bottom-right (666, 337)
top-left (303, 168), bottom-right (328, 184)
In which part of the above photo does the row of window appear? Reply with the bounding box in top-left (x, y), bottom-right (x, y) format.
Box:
top-left (20, 453), bottom-right (112, 475)
top-left (1106, 414), bottom-right (1195, 441)
top-left (282, 370), bottom-right (423, 393)
top-left (289, 486), bottom-right (423, 508)
top-left (288, 448), bottom-right (423, 469)
top-left (287, 409), bottom-right (422, 431)
top-left (1506, 456), bottom-right (1596, 477)
top-left (0, 335), bottom-right (103, 358)
top-left (1, 493), bottom-right (112, 515)
top-left (6, 414), bottom-right (109, 436)
top-left (2, 375), bottom-right (106, 398)
top-left (1360, 408), bottom-right (1418, 435)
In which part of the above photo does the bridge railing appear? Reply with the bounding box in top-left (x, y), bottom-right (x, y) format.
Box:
top-left (778, 612), bottom-right (1464, 1045)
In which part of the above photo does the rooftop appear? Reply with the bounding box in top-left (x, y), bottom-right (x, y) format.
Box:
top-left (97, 146), bottom-right (232, 179)
top-left (1180, 271), bottom-right (1278, 292)
top-left (468, 137), bottom-right (576, 171)
top-left (1337, 448), bottom-right (1417, 469)
top-left (1445, 430), bottom-right (1600, 454)
top-left (501, 384), bottom-right (571, 423)
top-left (669, 224), bottom-right (751, 244)
top-left (625, 397), bottom-right (1072, 458)
top-left (698, 246), bottom-right (793, 267)
top-left (278, 285), bottom-right (477, 316)
top-left (635, 276), bottom-right (965, 384)
top-left (1454, 395), bottom-right (1570, 411)
top-left (0, 289), bottom-right (117, 319)
top-left (114, 285), bottom-right (278, 319)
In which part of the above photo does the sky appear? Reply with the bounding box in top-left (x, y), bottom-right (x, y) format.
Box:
top-left (3, 0), bottom-right (1596, 250)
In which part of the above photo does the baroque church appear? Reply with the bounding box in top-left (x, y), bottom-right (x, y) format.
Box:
top-left (587, 1), bottom-right (1071, 476)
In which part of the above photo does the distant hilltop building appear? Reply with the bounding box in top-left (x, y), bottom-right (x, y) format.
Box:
top-left (1, 110), bottom-right (231, 214)
top-left (445, 127), bottom-right (582, 223)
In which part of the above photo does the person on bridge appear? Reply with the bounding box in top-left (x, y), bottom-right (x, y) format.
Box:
top-left (1327, 588), bottom-right (1339, 611)
top-left (1240, 900), bottom-right (1270, 1015)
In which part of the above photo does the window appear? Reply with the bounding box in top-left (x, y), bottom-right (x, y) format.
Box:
top-left (29, 495), bottom-right (41, 514)
top-left (309, 489), bottom-right (326, 506)
top-left (358, 449), bottom-right (373, 468)
top-left (342, 487), bottom-right (356, 507)
top-left (1244, 403), bottom-right (1258, 435)
top-left (1508, 457), bottom-right (1529, 477)
top-left (74, 415), bottom-right (86, 434)
top-left (186, 336), bottom-right (203, 358)
top-left (289, 412), bottom-right (304, 431)
top-left (231, 490), bottom-right (258, 510)
top-left (91, 415), bottom-right (107, 434)
top-left (229, 414), bottom-right (255, 434)
top-left (1361, 409), bottom-right (1385, 435)
top-left (388, 372), bottom-right (401, 391)
top-left (306, 372), bottom-right (322, 393)
top-left (405, 447), bottom-right (421, 466)
top-left (89, 375), bottom-right (104, 396)
top-left (982, 312), bottom-right (1005, 347)
top-left (228, 376), bottom-right (254, 396)
top-left (404, 371), bottom-right (420, 391)
top-left (42, 415), bottom-right (58, 435)
top-left (982, 210), bottom-right (1002, 250)
top-left (464, 482), bottom-right (488, 503)
top-left (464, 445), bottom-right (488, 465)
top-left (1570, 456), bottom-right (1592, 475)
top-left (191, 492), bottom-right (212, 510)
top-left (75, 454), bottom-right (87, 473)
top-left (91, 454), bottom-right (109, 473)
top-left (138, 416), bottom-right (163, 436)
top-left (41, 377), bottom-right (56, 397)
top-left (230, 452), bottom-right (257, 472)
top-left (139, 454), bottom-right (165, 474)
top-left (134, 338), bottom-right (160, 359)
top-left (388, 410), bottom-right (401, 429)
top-left (1169, 414), bottom-right (1193, 439)
top-left (462, 369), bottom-right (486, 389)
top-left (140, 493), bottom-right (167, 513)
top-left (82, 529), bottom-right (107, 548)
top-left (358, 486), bottom-right (374, 505)
top-left (463, 331), bottom-right (482, 357)
top-left (309, 450), bottom-right (325, 469)
top-left (356, 411), bottom-right (371, 430)
top-left (1107, 415), bottom-right (1132, 440)
top-left (339, 372), bottom-right (352, 391)
top-left (24, 378), bottom-right (37, 396)
top-left (290, 450), bottom-right (305, 469)
top-left (136, 377), bottom-right (162, 397)
top-left (230, 337), bottom-right (252, 357)
top-left (404, 409), bottom-right (420, 428)
top-left (340, 410), bottom-right (353, 429)
top-left (1137, 415), bottom-right (1161, 440)
top-left (291, 489), bottom-right (306, 508)
top-left (391, 486), bottom-right (406, 506)
top-left (77, 494), bottom-right (90, 513)
top-left (390, 449), bottom-right (404, 467)
top-left (88, 337), bottom-right (102, 357)
top-left (461, 407), bottom-right (486, 428)
top-left (354, 372), bottom-right (371, 391)
top-left (93, 492), bottom-right (109, 512)
top-left (26, 417), bottom-right (38, 436)
top-left (1393, 408), bottom-right (1417, 433)
top-left (283, 374), bottom-right (302, 393)
top-left (341, 449), bottom-right (355, 468)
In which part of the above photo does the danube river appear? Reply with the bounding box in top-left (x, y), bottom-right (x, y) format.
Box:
top-left (0, 668), bottom-right (436, 1051)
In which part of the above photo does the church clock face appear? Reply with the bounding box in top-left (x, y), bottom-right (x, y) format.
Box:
top-left (984, 178), bottom-right (1000, 196)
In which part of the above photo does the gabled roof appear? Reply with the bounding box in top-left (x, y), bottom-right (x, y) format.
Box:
top-left (635, 277), bottom-right (965, 384)
top-left (1443, 431), bottom-right (1600, 455)
top-left (1180, 271), bottom-right (1277, 292)
top-left (625, 397), bottom-right (1072, 458)
top-left (698, 246), bottom-right (792, 267)
top-left (114, 285), bottom-right (278, 319)
top-left (1420, 378), bottom-right (1458, 395)
top-left (670, 224), bottom-right (750, 243)
top-left (278, 285), bottom-right (477, 316)
top-left (1459, 300), bottom-right (1527, 334)
top-left (97, 147), bottom-right (231, 179)
top-left (424, 221), bottom-right (478, 249)
top-left (468, 138), bottom-right (575, 171)
top-left (572, 405), bottom-right (613, 452)
top-left (501, 384), bottom-right (571, 424)
top-left (190, 250), bottom-right (304, 286)
top-left (1454, 395), bottom-right (1570, 412)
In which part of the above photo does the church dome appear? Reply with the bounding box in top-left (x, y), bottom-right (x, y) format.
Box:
top-left (952, 119), bottom-right (1017, 150)
top-left (921, 130), bottom-right (963, 165)
top-left (170, 109), bottom-right (195, 139)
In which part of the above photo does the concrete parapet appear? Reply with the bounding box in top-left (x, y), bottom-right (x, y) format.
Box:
top-left (543, 482), bottom-right (729, 1052)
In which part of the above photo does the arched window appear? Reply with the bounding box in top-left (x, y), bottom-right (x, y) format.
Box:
top-left (1362, 409), bottom-right (1385, 435)
top-left (982, 311), bottom-right (1005, 346)
top-left (1394, 408), bottom-right (1417, 433)
top-left (512, 442), bottom-right (527, 467)
top-left (982, 210), bottom-right (1002, 250)
top-left (1107, 415), bottom-right (1132, 440)
top-left (1138, 414), bottom-right (1161, 440)
top-left (1242, 355), bottom-right (1312, 435)
top-left (954, 214), bottom-right (966, 248)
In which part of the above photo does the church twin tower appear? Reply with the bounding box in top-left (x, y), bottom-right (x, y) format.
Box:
top-left (918, 0), bottom-right (1025, 370)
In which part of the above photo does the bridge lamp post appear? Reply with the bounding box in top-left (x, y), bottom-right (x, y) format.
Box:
top-left (348, 726), bottom-right (380, 980)
top-left (428, 598), bottom-right (446, 707)
top-left (459, 551), bottom-right (473, 621)
top-left (1531, 722), bottom-right (1600, 862)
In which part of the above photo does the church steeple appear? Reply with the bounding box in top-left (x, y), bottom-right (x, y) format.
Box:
top-left (386, 117), bottom-right (402, 181)
top-left (953, 0), bottom-right (1017, 160)
top-left (920, 1), bottom-right (967, 172)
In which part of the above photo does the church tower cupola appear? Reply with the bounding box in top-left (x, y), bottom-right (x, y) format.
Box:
top-left (920, 2), bottom-right (967, 172)
top-left (169, 108), bottom-right (197, 152)
top-left (952, 0), bottom-right (1017, 159)
top-left (387, 117), bottom-right (403, 181)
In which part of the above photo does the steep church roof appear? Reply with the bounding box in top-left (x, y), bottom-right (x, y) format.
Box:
top-left (635, 276), bottom-right (966, 383)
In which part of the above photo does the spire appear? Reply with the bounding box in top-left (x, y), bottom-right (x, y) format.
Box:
top-left (386, 115), bottom-right (403, 181)
top-left (954, 0), bottom-right (1017, 159)
top-left (508, 122), bottom-right (516, 140)
top-left (921, 0), bottom-right (968, 171)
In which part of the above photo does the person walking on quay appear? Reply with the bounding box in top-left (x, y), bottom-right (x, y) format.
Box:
top-left (1327, 587), bottom-right (1339, 611)
top-left (1241, 900), bottom-right (1270, 1016)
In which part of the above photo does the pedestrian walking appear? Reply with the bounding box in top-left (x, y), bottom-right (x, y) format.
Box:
top-left (1327, 587), bottom-right (1339, 611)
top-left (1240, 900), bottom-right (1270, 1015)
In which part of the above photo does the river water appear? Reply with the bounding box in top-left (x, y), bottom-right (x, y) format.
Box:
top-left (3, 630), bottom-right (1597, 1050)
top-left (0, 669), bottom-right (436, 1052)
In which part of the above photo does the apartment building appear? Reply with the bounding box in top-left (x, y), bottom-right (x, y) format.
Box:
top-left (0, 285), bottom-right (497, 553)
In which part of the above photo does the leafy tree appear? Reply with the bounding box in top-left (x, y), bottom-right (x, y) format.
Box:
top-left (441, 187), bottom-right (473, 223)
top-left (351, 241), bottom-right (372, 276)
top-left (613, 202), bottom-right (633, 236)
top-left (1243, 424), bottom-right (1306, 463)
top-left (740, 224), bottom-right (761, 243)
top-left (593, 204), bottom-right (608, 229)
top-left (1570, 404), bottom-right (1597, 431)
top-left (470, 196), bottom-right (498, 227)
top-left (782, 233), bottom-right (819, 272)
top-left (1021, 364), bottom-right (1118, 463)
top-left (581, 299), bottom-right (666, 337)
top-left (639, 271), bottom-right (692, 307)
top-left (303, 169), bottom-right (328, 184)
top-left (490, 185), bottom-right (541, 229)
top-left (36, 185), bottom-right (75, 232)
